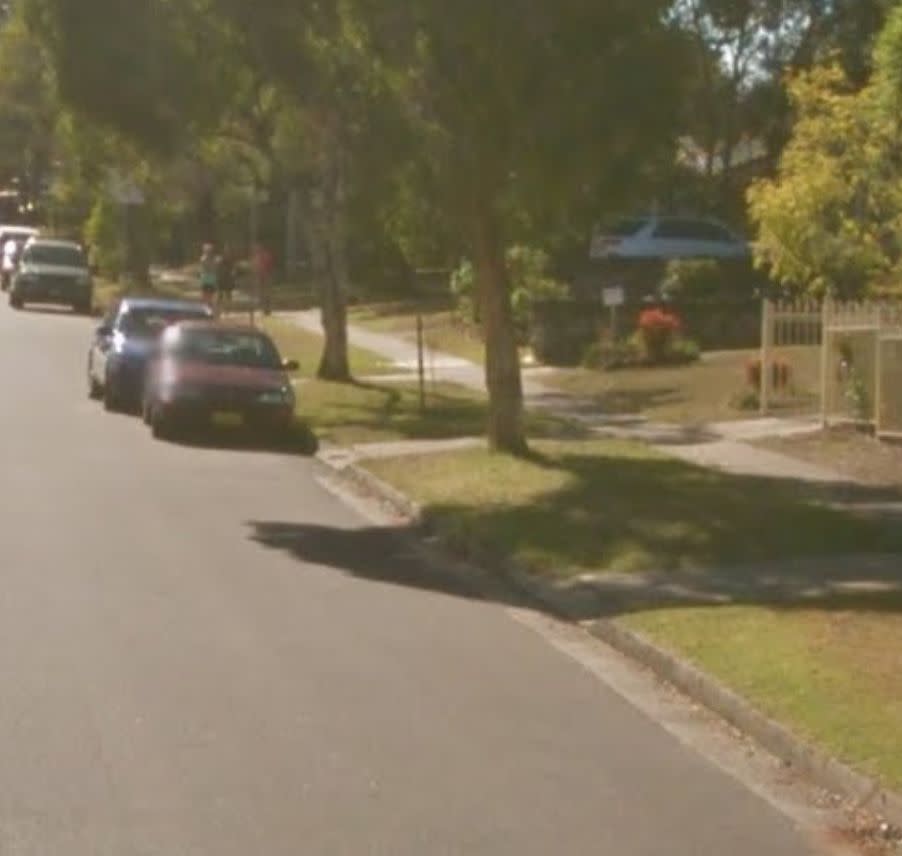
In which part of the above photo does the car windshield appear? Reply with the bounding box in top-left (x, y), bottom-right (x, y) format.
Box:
top-left (120, 308), bottom-right (209, 339)
top-left (175, 329), bottom-right (282, 369)
top-left (25, 244), bottom-right (85, 267)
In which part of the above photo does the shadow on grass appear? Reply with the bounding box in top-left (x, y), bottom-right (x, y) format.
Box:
top-left (308, 379), bottom-right (588, 443)
top-left (247, 445), bottom-right (902, 621)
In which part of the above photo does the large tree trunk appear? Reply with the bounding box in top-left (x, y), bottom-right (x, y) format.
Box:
top-left (311, 152), bottom-right (352, 382)
top-left (473, 210), bottom-right (528, 456)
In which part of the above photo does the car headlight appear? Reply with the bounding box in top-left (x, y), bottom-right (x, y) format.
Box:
top-left (259, 386), bottom-right (294, 406)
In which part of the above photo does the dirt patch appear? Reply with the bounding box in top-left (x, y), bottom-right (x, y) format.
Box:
top-left (759, 427), bottom-right (902, 486)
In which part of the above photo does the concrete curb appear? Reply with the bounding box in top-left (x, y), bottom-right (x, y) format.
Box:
top-left (314, 450), bottom-right (902, 830)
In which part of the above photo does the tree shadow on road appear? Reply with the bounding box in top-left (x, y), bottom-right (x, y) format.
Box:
top-left (245, 441), bottom-right (902, 623)
top-left (248, 519), bottom-right (519, 606)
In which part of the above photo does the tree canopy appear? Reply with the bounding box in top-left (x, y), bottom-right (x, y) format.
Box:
top-left (749, 3), bottom-right (902, 298)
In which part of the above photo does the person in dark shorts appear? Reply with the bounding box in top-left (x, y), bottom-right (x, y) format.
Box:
top-left (199, 243), bottom-right (217, 306)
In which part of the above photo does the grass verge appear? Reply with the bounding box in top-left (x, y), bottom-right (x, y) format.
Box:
top-left (259, 318), bottom-right (396, 380)
top-left (93, 276), bottom-right (198, 315)
top-left (298, 381), bottom-right (577, 446)
top-left (625, 605), bottom-right (902, 790)
top-left (363, 439), bottom-right (902, 791)
top-left (362, 440), bottom-right (902, 574)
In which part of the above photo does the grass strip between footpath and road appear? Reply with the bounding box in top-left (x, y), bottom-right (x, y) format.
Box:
top-left (296, 380), bottom-right (578, 447)
top-left (361, 439), bottom-right (902, 791)
top-left (260, 318), bottom-right (397, 380)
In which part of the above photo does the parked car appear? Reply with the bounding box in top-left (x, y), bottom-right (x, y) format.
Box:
top-left (88, 297), bottom-right (214, 412)
top-left (9, 238), bottom-right (93, 312)
top-left (142, 321), bottom-right (299, 441)
top-left (0, 225), bottom-right (39, 291)
top-left (590, 216), bottom-right (749, 261)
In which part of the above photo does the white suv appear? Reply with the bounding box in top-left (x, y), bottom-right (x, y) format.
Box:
top-left (590, 216), bottom-right (749, 261)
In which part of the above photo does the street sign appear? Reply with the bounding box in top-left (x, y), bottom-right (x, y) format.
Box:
top-left (603, 285), bottom-right (625, 307)
top-left (107, 171), bottom-right (145, 206)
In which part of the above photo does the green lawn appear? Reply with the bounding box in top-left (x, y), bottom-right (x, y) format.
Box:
top-left (93, 276), bottom-right (199, 315)
top-left (626, 605), bottom-right (902, 790)
top-left (350, 301), bottom-right (488, 365)
top-left (259, 318), bottom-right (396, 380)
top-left (350, 300), bottom-right (537, 367)
top-left (363, 440), bottom-right (902, 575)
top-left (543, 345), bottom-right (822, 425)
top-left (363, 439), bottom-right (902, 791)
top-left (298, 381), bottom-right (577, 446)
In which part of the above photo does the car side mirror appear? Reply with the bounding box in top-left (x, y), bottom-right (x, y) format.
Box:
top-left (282, 359), bottom-right (300, 373)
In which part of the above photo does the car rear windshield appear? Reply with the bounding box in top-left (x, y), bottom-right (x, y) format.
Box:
top-left (120, 308), bottom-right (209, 338)
top-left (24, 244), bottom-right (86, 267)
top-left (175, 329), bottom-right (282, 369)
top-left (599, 218), bottom-right (647, 238)
top-left (3, 231), bottom-right (35, 245)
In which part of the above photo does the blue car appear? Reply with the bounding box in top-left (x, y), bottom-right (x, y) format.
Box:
top-left (88, 297), bottom-right (214, 412)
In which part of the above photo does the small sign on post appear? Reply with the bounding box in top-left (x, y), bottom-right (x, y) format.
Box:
top-left (602, 285), bottom-right (626, 341)
top-left (412, 269), bottom-right (453, 413)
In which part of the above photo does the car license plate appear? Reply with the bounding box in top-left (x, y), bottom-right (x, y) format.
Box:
top-left (211, 411), bottom-right (244, 429)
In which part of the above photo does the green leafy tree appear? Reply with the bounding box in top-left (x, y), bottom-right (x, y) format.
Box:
top-left (748, 55), bottom-right (902, 297)
top-left (0, 6), bottom-right (56, 207)
top-left (358, 0), bottom-right (685, 453)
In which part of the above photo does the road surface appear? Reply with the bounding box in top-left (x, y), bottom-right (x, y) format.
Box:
top-left (0, 301), bottom-right (828, 854)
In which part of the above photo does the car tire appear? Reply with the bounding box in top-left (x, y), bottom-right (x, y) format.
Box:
top-left (88, 372), bottom-right (102, 400)
top-left (103, 379), bottom-right (122, 413)
top-left (141, 395), bottom-right (153, 426)
top-left (9, 292), bottom-right (22, 310)
top-left (150, 405), bottom-right (174, 441)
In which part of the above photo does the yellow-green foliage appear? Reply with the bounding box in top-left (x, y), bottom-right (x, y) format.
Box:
top-left (749, 64), bottom-right (902, 298)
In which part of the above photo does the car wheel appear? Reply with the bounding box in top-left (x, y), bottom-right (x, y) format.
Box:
top-left (141, 394), bottom-right (153, 426)
top-left (150, 404), bottom-right (174, 441)
top-left (88, 372), bottom-right (102, 400)
top-left (9, 292), bottom-right (22, 309)
top-left (103, 378), bottom-right (121, 413)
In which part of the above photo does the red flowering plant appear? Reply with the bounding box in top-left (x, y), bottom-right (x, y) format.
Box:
top-left (746, 357), bottom-right (792, 391)
top-left (637, 307), bottom-right (682, 364)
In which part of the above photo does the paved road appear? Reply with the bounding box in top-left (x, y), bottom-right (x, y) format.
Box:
top-left (0, 302), bottom-right (823, 855)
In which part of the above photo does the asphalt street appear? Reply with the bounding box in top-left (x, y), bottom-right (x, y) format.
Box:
top-left (0, 300), bottom-right (825, 854)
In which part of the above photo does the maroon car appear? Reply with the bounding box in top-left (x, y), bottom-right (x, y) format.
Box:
top-left (142, 322), bottom-right (299, 441)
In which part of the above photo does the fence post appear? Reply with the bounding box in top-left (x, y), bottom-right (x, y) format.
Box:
top-left (760, 298), bottom-right (773, 416)
top-left (875, 328), bottom-right (883, 437)
top-left (416, 313), bottom-right (426, 414)
top-left (820, 298), bottom-right (831, 428)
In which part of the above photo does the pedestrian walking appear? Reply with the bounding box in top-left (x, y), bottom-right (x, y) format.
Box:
top-left (199, 243), bottom-right (218, 308)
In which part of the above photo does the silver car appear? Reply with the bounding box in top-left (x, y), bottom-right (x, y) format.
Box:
top-left (9, 238), bottom-right (93, 314)
top-left (590, 216), bottom-right (749, 261)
